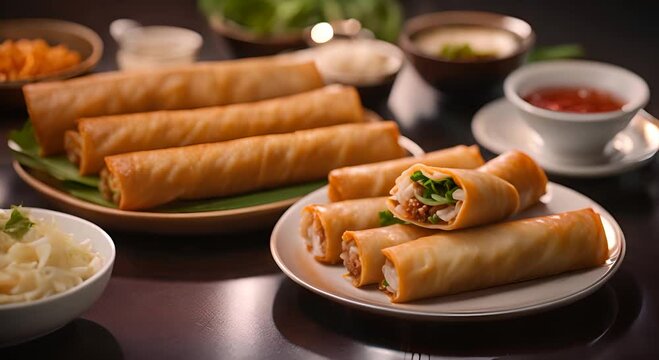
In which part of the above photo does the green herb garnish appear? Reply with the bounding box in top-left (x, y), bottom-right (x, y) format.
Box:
top-left (378, 210), bottom-right (407, 227)
top-left (410, 170), bottom-right (459, 209)
top-left (528, 44), bottom-right (585, 62)
top-left (3, 206), bottom-right (34, 240)
top-left (439, 43), bottom-right (497, 61)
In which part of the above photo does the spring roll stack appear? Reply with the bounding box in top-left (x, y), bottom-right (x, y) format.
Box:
top-left (24, 57), bottom-right (325, 155)
top-left (65, 85), bottom-right (364, 175)
top-left (298, 147), bottom-right (611, 304)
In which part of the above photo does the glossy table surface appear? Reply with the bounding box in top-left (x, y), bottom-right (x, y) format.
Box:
top-left (2, 1), bottom-right (659, 359)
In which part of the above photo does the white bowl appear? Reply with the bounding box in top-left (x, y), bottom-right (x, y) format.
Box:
top-left (504, 60), bottom-right (649, 164)
top-left (0, 208), bottom-right (115, 347)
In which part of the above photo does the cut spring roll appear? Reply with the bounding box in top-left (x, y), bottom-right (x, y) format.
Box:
top-left (65, 85), bottom-right (364, 175)
top-left (100, 122), bottom-right (405, 211)
top-left (341, 224), bottom-right (435, 287)
top-left (477, 150), bottom-right (548, 211)
top-left (24, 57), bottom-right (324, 155)
top-left (381, 209), bottom-right (609, 303)
top-left (300, 197), bottom-right (387, 264)
top-left (387, 164), bottom-right (519, 230)
top-left (328, 145), bottom-right (484, 202)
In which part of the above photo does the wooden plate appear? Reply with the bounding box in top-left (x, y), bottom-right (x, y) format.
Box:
top-left (12, 136), bottom-right (424, 234)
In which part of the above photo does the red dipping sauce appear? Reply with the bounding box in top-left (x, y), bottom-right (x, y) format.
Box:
top-left (523, 87), bottom-right (625, 113)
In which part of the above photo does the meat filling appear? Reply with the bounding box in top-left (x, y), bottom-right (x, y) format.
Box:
top-left (394, 170), bottom-right (465, 224)
top-left (340, 240), bottom-right (361, 278)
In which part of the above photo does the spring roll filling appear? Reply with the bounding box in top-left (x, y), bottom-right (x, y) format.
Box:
top-left (309, 214), bottom-right (327, 258)
top-left (340, 240), bottom-right (361, 278)
top-left (63, 130), bottom-right (82, 166)
top-left (394, 170), bottom-right (465, 224)
top-left (380, 260), bottom-right (398, 295)
top-left (99, 168), bottom-right (122, 205)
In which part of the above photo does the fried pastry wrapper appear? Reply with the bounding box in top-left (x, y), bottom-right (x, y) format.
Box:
top-left (381, 209), bottom-right (609, 303)
top-left (300, 197), bottom-right (388, 264)
top-left (477, 150), bottom-right (548, 211)
top-left (24, 57), bottom-right (324, 155)
top-left (328, 145), bottom-right (484, 202)
top-left (101, 122), bottom-right (404, 211)
top-left (341, 224), bottom-right (435, 287)
top-left (65, 85), bottom-right (362, 174)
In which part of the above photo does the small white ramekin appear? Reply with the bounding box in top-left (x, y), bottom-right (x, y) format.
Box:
top-left (504, 60), bottom-right (649, 164)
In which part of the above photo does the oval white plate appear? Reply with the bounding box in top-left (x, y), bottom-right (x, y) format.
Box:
top-left (472, 98), bottom-right (659, 177)
top-left (270, 183), bottom-right (625, 320)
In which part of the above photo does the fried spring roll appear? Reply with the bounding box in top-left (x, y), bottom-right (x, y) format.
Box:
top-left (477, 150), bottom-right (548, 211)
top-left (100, 122), bottom-right (405, 211)
top-left (387, 165), bottom-right (519, 230)
top-left (341, 224), bottom-right (435, 287)
top-left (24, 58), bottom-right (324, 155)
top-left (300, 197), bottom-right (388, 264)
top-left (381, 209), bottom-right (609, 303)
top-left (328, 145), bottom-right (484, 202)
top-left (65, 85), bottom-right (363, 175)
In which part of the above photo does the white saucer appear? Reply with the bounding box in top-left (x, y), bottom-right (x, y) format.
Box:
top-left (472, 98), bottom-right (659, 177)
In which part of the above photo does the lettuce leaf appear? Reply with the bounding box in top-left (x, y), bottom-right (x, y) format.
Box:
top-left (9, 121), bottom-right (326, 213)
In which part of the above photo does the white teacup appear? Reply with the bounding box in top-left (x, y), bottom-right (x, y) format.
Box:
top-left (504, 60), bottom-right (649, 164)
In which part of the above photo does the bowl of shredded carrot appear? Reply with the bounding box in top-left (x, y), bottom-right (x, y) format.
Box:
top-left (0, 18), bottom-right (103, 110)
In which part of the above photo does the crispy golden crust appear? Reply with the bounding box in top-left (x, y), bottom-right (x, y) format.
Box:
top-left (72, 85), bottom-right (363, 175)
top-left (24, 58), bottom-right (324, 155)
top-left (301, 197), bottom-right (388, 264)
top-left (342, 224), bottom-right (435, 287)
top-left (381, 209), bottom-right (609, 303)
top-left (327, 145), bottom-right (484, 202)
top-left (477, 150), bottom-right (548, 211)
top-left (103, 122), bottom-right (404, 211)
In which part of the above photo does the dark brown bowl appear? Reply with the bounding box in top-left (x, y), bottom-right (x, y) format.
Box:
top-left (399, 11), bottom-right (534, 95)
top-left (207, 16), bottom-right (306, 58)
top-left (0, 18), bottom-right (103, 111)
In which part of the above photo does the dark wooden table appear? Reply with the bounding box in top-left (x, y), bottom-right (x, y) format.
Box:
top-left (2, 1), bottom-right (659, 359)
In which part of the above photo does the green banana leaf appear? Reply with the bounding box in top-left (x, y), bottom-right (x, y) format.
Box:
top-left (9, 121), bottom-right (325, 212)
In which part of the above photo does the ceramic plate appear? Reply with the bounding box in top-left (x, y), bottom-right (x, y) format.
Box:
top-left (472, 98), bottom-right (659, 177)
top-left (12, 136), bottom-right (424, 235)
top-left (270, 183), bottom-right (625, 320)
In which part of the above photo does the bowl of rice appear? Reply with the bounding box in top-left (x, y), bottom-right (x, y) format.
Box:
top-left (0, 207), bottom-right (115, 347)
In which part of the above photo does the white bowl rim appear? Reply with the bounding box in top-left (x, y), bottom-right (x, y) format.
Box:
top-left (314, 38), bottom-right (405, 81)
top-left (504, 59), bottom-right (650, 122)
top-left (119, 25), bottom-right (204, 55)
top-left (0, 207), bottom-right (115, 311)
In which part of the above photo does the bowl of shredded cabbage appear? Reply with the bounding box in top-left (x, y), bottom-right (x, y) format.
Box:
top-left (0, 206), bottom-right (114, 347)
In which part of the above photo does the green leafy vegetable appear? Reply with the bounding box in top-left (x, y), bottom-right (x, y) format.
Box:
top-left (199, 0), bottom-right (403, 42)
top-left (3, 206), bottom-right (34, 240)
top-left (438, 43), bottom-right (496, 61)
top-left (409, 170), bottom-right (459, 207)
top-left (378, 210), bottom-right (407, 227)
top-left (528, 44), bottom-right (585, 62)
top-left (9, 120), bottom-right (327, 213)
top-left (9, 122), bottom-right (98, 187)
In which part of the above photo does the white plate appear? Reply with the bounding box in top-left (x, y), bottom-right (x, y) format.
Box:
top-left (270, 183), bottom-right (625, 321)
top-left (472, 98), bottom-right (659, 177)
